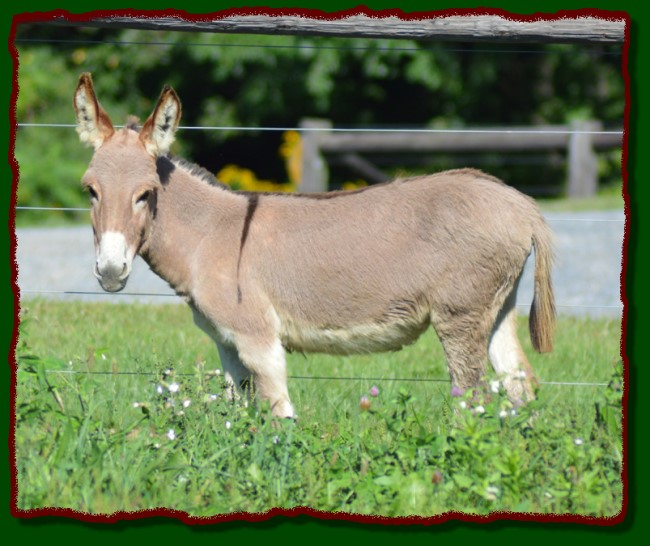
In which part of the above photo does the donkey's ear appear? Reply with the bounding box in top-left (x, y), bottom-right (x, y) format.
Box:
top-left (139, 85), bottom-right (182, 157)
top-left (73, 73), bottom-right (115, 150)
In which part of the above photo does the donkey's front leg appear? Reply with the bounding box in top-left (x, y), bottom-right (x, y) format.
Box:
top-left (235, 335), bottom-right (296, 419)
top-left (215, 341), bottom-right (254, 403)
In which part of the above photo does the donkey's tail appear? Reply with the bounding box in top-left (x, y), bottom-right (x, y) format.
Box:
top-left (529, 216), bottom-right (556, 353)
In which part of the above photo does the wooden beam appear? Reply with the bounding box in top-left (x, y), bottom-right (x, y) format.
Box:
top-left (316, 127), bottom-right (624, 154)
top-left (50, 13), bottom-right (625, 44)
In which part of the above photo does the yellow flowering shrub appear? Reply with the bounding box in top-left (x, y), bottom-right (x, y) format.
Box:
top-left (216, 131), bottom-right (368, 193)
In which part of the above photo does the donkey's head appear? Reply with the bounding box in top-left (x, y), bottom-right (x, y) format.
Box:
top-left (73, 73), bottom-right (181, 292)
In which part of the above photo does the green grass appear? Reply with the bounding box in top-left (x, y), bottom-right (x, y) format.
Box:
top-left (538, 182), bottom-right (624, 212)
top-left (14, 299), bottom-right (623, 519)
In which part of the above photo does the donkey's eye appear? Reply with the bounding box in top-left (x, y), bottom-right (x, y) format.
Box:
top-left (87, 186), bottom-right (99, 201)
top-left (135, 190), bottom-right (151, 205)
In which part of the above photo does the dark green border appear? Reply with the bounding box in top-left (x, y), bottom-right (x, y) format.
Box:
top-left (3, 0), bottom-right (642, 543)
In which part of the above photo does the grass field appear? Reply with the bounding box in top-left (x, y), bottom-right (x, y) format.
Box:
top-left (13, 299), bottom-right (624, 520)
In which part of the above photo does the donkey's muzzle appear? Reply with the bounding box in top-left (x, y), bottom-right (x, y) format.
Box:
top-left (94, 231), bottom-right (132, 292)
top-left (94, 260), bottom-right (129, 292)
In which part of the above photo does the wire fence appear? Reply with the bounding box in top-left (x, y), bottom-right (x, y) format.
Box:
top-left (37, 369), bottom-right (609, 388)
top-left (14, 35), bottom-right (624, 55)
top-left (14, 31), bottom-right (625, 391)
top-left (15, 203), bottom-right (623, 390)
top-left (17, 122), bottom-right (624, 136)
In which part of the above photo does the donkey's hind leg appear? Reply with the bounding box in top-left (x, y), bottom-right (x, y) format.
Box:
top-left (488, 290), bottom-right (538, 403)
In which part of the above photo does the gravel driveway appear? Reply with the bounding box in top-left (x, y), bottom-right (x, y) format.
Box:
top-left (15, 210), bottom-right (625, 318)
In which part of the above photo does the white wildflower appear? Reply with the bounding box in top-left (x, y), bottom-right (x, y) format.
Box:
top-left (166, 429), bottom-right (176, 441)
top-left (156, 384), bottom-right (164, 395)
top-left (168, 382), bottom-right (180, 393)
top-left (474, 405), bottom-right (485, 414)
top-left (574, 437), bottom-right (584, 446)
top-left (459, 401), bottom-right (467, 410)
top-left (225, 421), bottom-right (232, 430)
top-left (486, 486), bottom-right (500, 501)
top-left (183, 399), bottom-right (191, 408)
top-left (490, 380), bottom-right (500, 394)
top-left (499, 409), bottom-right (508, 418)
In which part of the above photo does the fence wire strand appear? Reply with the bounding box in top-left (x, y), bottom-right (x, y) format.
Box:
top-left (15, 36), bottom-right (623, 57)
top-left (36, 368), bottom-right (608, 387)
top-left (17, 122), bottom-right (624, 136)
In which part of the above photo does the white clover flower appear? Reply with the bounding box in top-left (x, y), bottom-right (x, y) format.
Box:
top-left (574, 438), bottom-right (584, 446)
top-left (133, 402), bottom-right (140, 408)
top-left (183, 399), bottom-right (191, 408)
top-left (499, 409), bottom-right (508, 418)
top-left (474, 405), bottom-right (485, 414)
top-left (166, 429), bottom-right (176, 441)
top-left (510, 409), bottom-right (517, 416)
top-left (168, 382), bottom-right (180, 393)
top-left (486, 486), bottom-right (500, 501)
top-left (156, 384), bottom-right (164, 395)
top-left (225, 421), bottom-right (232, 430)
top-left (209, 394), bottom-right (218, 401)
top-left (490, 380), bottom-right (500, 394)
top-left (459, 401), bottom-right (468, 410)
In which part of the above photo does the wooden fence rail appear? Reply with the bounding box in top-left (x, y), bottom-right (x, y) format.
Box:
top-left (50, 13), bottom-right (626, 44)
top-left (299, 120), bottom-right (623, 197)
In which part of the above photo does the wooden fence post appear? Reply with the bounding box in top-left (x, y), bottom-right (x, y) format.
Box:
top-left (567, 120), bottom-right (601, 197)
top-left (299, 119), bottom-right (331, 193)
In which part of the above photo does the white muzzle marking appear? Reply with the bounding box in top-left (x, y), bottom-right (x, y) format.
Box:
top-left (94, 231), bottom-right (133, 292)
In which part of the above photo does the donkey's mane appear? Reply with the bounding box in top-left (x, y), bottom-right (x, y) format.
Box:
top-left (172, 157), bottom-right (229, 189)
top-left (168, 153), bottom-right (503, 201)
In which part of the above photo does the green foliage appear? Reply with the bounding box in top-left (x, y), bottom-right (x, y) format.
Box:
top-left (14, 25), bottom-right (624, 222)
top-left (14, 300), bottom-right (623, 517)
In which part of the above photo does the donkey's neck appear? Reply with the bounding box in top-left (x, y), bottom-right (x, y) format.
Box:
top-left (140, 158), bottom-right (246, 297)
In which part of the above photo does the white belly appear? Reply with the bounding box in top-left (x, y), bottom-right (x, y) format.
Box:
top-left (279, 319), bottom-right (430, 355)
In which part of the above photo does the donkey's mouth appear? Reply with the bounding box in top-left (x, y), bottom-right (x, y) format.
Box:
top-left (94, 263), bottom-right (130, 292)
top-left (97, 276), bottom-right (128, 293)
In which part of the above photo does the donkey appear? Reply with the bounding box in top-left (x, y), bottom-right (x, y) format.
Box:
top-left (73, 72), bottom-right (555, 419)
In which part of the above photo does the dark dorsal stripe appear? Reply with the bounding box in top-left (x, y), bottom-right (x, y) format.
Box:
top-left (237, 193), bottom-right (260, 304)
